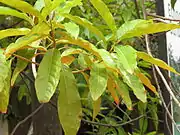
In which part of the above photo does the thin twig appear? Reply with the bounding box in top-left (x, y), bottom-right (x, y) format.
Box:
top-left (13, 54), bottom-right (39, 66)
top-left (72, 68), bottom-right (90, 74)
top-left (166, 101), bottom-right (173, 135)
top-left (141, 0), bottom-right (180, 133)
top-left (10, 104), bottom-right (44, 135)
top-left (133, 0), bottom-right (141, 18)
top-left (147, 13), bottom-right (180, 22)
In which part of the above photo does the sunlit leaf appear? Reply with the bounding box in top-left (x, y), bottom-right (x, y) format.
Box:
top-left (137, 51), bottom-right (180, 75)
top-left (11, 49), bottom-right (35, 86)
top-left (114, 45), bottom-right (137, 74)
top-left (5, 22), bottom-right (50, 57)
top-left (58, 66), bottom-right (82, 135)
top-left (89, 63), bottom-right (108, 101)
top-left (117, 19), bottom-right (180, 41)
top-left (64, 22), bottom-right (80, 39)
top-left (0, 28), bottom-right (31, 40)
top-left (61, 14), bottom-right (106, 43)
top-left (0, 6), bottom-right (33, 24)
top-left (93, 97), bottom-right (101, 120)
top-left (55, 0), bottom-right (82, 22)
top-left (35, 48), bottom-right (61, 103)
top-left (90, 0), bottom-right (117, 33)
top-left (34, 0), bottom-right (45, 11)
top-left (61, 48), bottom-right (83, 57)
top-left (0, 0), bottom-right (41, 18)
top-left (0, 60), bottom-right (11, 113)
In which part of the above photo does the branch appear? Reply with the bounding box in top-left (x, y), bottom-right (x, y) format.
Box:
top-left (141, 0), bottom-right (180, 133)
top-left (133, 0), bottom-right (140, 18)
top-left (147, 13), bottom-right (180, 22)
top-left (10, 104), bottom-right (44, 135)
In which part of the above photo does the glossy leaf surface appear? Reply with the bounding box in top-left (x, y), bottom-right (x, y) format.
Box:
top-left (35, 49), bottom-right (61, 103)
top-left (64, 22), bottom-right (80, 39)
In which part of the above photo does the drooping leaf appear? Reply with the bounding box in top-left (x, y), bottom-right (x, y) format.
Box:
top-left (114, 76), bottom-right (132, 110)
top-left (92, 97), bottom-right (101, 120)
top-left (0, 28), bottom-right (31, 40)
top-left (18, 84), bottom-right (31, 105)
top-left (61, 14), bottom-right (106, 43)
top-left (171, 0), bottom-right (177, 9)
top-left (11, 48), bottom-right (35, 86)
top-left (55, 0), bottom-right (82, 22)
top-left (35, 48), bottom-right (61, 103)
top-left (64, 22), bottom-right (80, 39)
top-left (107, 77), bottom-right (119, 105)
top-left (5, 22), bottom-right (50, 57)
top-left (137, 51), bottom-right (180, 75)
top-left (116, 61), bottom-right (147, 103)
top-left (0, 60), bottom-right (11, 113)
top-left (89, 63), bottom-right (108, 101)
top-left (90, 0), bottom-right (117, 33)
top-left (114, 45), bottom-right (137, 74)
top-left (0, 6), bottom-right (33, 24)
top-left (58, 66), bottom-right (82, 135)
top-left (136, 72), bottom-right (157, 94)
top-left (117, 19), bottom-right (180, 41)
top-left (0, 0), bottom-right (41, 18)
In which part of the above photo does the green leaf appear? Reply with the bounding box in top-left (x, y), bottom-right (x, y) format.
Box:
top-left (64, 22), bottom-right (80, 39)
top-left (34, 0), bottom-right (45, 11)
top-left (35, 48), bottom-right (61, 103)
top-left (0, 50), bottom-right (9, 92)
top-left (0, 60), bottom-right (11, 113)
top-left (0, 6), bottom-right (33, 24)
top-left (5, 22), bottom-right (50, 57)
top-left (55, 0), bottom-right (82, 22)
top-left (117, 19), bottom-right (180, 41)
top-left (11, 49), bottom-right (35, 86)
top-left (116, 62), bottom-right (147, 103)
top-left (137, 51), bottom-right (180, 75)
top-left (89, 63), bottom-right (108, 101)
top-left (0, 28), bottom-right (31, 40)
top-left (90, 0), bottom-right (117, 33)
top-left (115, 77), bottom-right (132, 110)
top-left (115, 45), bottom-right (137, 74)
top-left (58, 66), bottom-right (82, 135)
top-left (18, 84), bottom-right (31, 105)
top-left (92, 97), bottom-right (101, 120)
top-left (0, 0), bottom-right (41, 18)
top-left (171, 0), bottom-right (177, 9)
top-left (61, 14), bottom-right (106, 43)
top-left (61, 48), bottom-right (83, 57)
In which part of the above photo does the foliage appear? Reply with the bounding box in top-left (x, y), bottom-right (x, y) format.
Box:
top-left (0, 0), bottom-right (179, 134)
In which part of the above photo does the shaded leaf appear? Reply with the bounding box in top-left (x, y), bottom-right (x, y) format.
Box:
top-left (89, 63), bottom-right (108, 101)
top-left (115, 45), bottom-right (137, 74)
top-left (90, 0), bottom-right (117, 33)
top-left (92, 97), bottom-right (101, 120)
top-left (35, 48), bottom-right (61, 103)
top-left (11, 49), bottom-right (35, 86)
top-left (137, 51), bottom-right (180, 75)
top-left (64, 22), bottom-right (79, 39)
top-left (107, 77), bottom-right (119, 105)
top-left (0, 28), bottom-right (31, 40)
top-left (18, 84), bottom-right (31, 105)
top-left (117, 19), bottom-right (180, 41)
top-left (171, 0), bottom-right (177, 9)
top-left (0, 6), bottom-right (33, 24)
top-left (58, 66), bottom-right (82, 135)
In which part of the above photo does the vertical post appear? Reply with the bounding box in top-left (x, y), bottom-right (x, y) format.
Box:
top-left (156, 0), bottom-right (173, 135)
top-left (0, 120), bottom-right (8, 135)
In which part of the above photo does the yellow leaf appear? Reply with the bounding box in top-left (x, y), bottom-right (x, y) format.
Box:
top-left (93, 97), bottom-right (101, 121)
top-left (137, 51), bottom-right (180, 75)
top-left (107, 77), bottom-right (119, 105)
top-left (136, 72), bottom-right (157, 94)
top-left (61, 56), bottom-right (75, 65)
